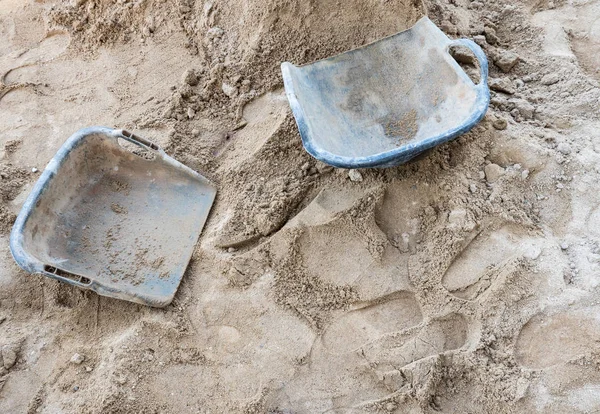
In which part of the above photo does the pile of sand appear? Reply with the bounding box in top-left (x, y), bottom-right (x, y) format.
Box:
top-left (1, 0), bottom-right (600, 412)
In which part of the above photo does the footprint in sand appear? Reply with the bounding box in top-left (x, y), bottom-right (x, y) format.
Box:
top-left (515, 307), bottom-right (600, 369)
top-left (361, 313), bottom-right (469, 367)
top-left (2, 31), bottom-right (70, 84)
top-left (276, 310), bottom-right (468, 411)
top-left (297, 218), bottom-right (412, 300)
top-left (375, 180), bottom-right (440, 251)
top-left (321, 300), bottom-right (468, 374)
top-left (322, 291), bottom-right (423, 354)
top-left (531, 1), bottom-right (600, 81)
top-left (1, 30), bottom-right (70, 104)
top-left (442, 224), bottom-right (538, 300)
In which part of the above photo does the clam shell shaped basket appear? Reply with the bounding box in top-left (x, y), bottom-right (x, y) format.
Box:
top-left (10, 127), bottom-right (216, 307)
top-left (281, 17), bottom-right (490, 168)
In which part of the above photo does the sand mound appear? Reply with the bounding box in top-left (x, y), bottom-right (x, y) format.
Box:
top-left (1, 0), bottom-right (600, 412)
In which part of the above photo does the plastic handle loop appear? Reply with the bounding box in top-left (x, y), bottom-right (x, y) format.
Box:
top-left (448, 38), bottom-right (489, 89)
top-left (42, 267), bottom-right (92, 288)
top-left (118, 129), bottom-right (160, 152)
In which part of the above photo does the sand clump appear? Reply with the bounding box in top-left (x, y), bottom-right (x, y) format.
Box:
top-left (0, 164), bottom-right (29, 233)
top-left (1, 0), bottom-right (600, 412)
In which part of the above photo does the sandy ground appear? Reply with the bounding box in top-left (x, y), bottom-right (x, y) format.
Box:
top-left (1, 0), bottom-right (600, 412)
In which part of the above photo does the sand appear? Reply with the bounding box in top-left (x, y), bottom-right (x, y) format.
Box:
top-left (1, 0), bottom-right (600, 412)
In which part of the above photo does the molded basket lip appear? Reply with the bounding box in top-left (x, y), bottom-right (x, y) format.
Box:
top-left (10, 127), bottom-right (122, 275)
top-left (281, 16), bottom-right (491, 169)
top-left (9, 126), bottom-right (217, 307)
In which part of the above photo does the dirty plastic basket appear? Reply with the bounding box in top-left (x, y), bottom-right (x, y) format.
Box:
top-left (281, 17), bottom-right (490, 168)
top-left (10, 127), bottom-right (216, 307)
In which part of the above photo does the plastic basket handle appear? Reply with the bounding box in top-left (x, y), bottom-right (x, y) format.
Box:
top-left (448, 38), bottom-right (489, 90)
top-left (118, 129), bottom-right (160, 152)
top-left (42, 265), bottom-right (93, 288)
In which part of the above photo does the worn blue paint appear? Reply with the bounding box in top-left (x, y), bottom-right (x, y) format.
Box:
top-left (281, 17), bottom-right (490, 169)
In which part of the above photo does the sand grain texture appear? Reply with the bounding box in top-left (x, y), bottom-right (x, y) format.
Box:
top-left (1, 0), bottom-right (600, 412)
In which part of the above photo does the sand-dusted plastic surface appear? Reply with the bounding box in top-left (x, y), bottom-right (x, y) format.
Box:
top-left (10, 127), bottom-right (216, 307)
top-left (282, 17), bottom-right (490, 168)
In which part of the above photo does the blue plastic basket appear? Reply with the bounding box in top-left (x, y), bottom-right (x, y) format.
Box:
top-left (282, 17), bottom-right (490, 168)
top-left (10, 127), bottom-right (216, 307)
